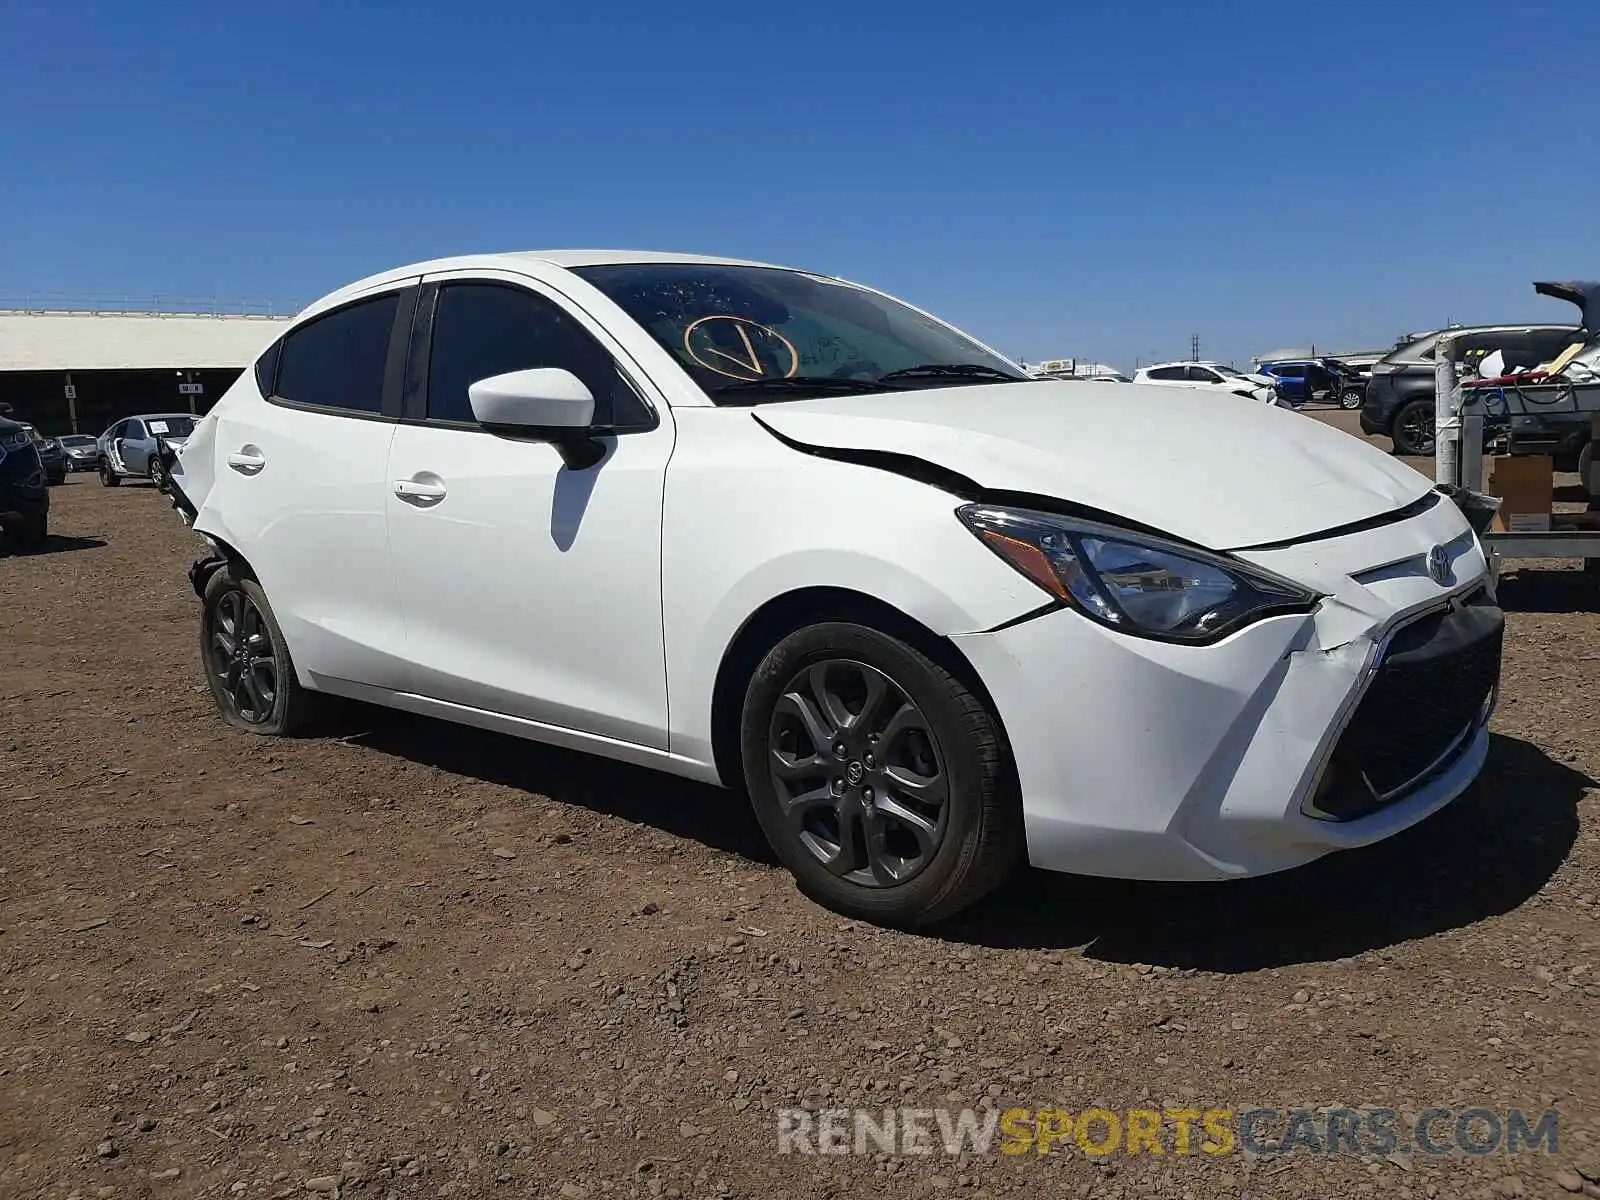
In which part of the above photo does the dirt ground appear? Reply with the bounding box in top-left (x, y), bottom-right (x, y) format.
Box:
top-left (2, 409), bottom-right (1598, 1200)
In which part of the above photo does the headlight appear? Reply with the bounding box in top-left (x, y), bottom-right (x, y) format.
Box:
top-left (957, 505), bottom-right (1320, 643)
top-left (0, 430), bottom-right (27, 452)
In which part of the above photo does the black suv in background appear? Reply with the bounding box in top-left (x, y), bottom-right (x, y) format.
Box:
top-left (0, 413), bottom-right (49, 552)
top-left (1360, 324), bottom-right (1583, 455)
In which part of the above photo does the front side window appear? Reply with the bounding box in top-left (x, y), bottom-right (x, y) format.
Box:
top-left (425, 282), bottom-right (650, 428)
top-left (275, 292), bottom-right (400, 414)
top-left (572, 263), bottom-right (1024, 404)
top-left (1145, 366), bottom-right (1185, 381)
top-left (1187, 367), bottom-right (1222, 383)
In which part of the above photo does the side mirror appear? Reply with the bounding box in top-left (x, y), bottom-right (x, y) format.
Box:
top-left (467, 368), bottom-right (605, 469)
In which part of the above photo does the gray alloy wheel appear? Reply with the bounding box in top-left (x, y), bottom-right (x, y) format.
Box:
top-left (1340, 386), bottom-right (1364, 409)
top-left (148, 456), bottom-right (167, 491)
top-left (740, 621), bottom-right (1022, 927)
top-left (767, 658), bottom-right (949, 887)
top-left (206, 588), bottom-right (280, 725)
top-left (199, 565), bottom-right (321, 736)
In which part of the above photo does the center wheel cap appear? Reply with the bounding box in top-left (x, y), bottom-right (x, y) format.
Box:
top-left (845, 761), bottom-right (865, 786)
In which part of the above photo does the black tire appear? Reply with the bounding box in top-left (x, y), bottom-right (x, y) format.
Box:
top-left (739, 621), bottom-right (1021, 928)
top-left (1390, 398), bottom-right (1437, 456)
top-left (148, 456), bottom-right (167, 492)
top-left (200, 563), bottom-right (320, 736)
top-left (100, 462), bottom-right (120, 487)
top-left (1339, 387), bottom-right (1364, 410)
top-left (5, 511), bottom-right (47, 553)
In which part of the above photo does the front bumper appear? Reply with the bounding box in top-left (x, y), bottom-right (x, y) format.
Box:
top-left (950, 495), bottom-right (1499, 881)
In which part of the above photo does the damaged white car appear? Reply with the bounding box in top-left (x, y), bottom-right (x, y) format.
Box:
top-left (165, 251), bottom-right (1502, 927)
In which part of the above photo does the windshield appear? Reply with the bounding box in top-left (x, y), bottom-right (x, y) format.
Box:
top-left (59, 435), bottom-right (96, 447)
top-left (1211, 365), bottom-right (1247, 378)
top-left (572, 263), bottom-right (1024, 402)
top-left (145, 416), bottom-right (195, 438)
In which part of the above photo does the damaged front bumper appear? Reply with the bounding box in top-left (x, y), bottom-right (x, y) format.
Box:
top-left (949, 498), bottom-right (1500, 882)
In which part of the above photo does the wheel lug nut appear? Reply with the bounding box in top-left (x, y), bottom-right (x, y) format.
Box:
top-left (830, 778), bottom-right (845, 795)
top-left (864, 753), bottom-right (875, 768)
top-left (833, 742), bottom-right (847, 758)
top-left (862, 787), bottom-right (874, 804)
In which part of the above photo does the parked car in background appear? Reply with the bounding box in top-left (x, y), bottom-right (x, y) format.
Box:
top-left (1259, 358), bottom-right (1368, 408)
top-left (98, 413), bottom-right (198, 489)
top-left (55, 433), bottom-right (101, 472)
top-left (165, 248), bottom-right (1497, 928)
top-left (1361, 324), bottom-right (1582, 455)
top-left (1131, 361), bottom-right (1281, 404)
top-left (0, 414), bottom-right (49, 551)
top-left (17, 424), bottom-right (67, 484)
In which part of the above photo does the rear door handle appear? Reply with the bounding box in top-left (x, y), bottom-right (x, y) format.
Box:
top-left (226, 447), bottom-right (266, 475)
top-left (393, 477), bottom-right (447, 504)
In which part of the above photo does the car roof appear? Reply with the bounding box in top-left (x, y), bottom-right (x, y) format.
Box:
top-left (1384, 322), bottom-right (1578, 362)
top-left (306, 249), bottom-right (797, 319)
top-left (126, 412), bottom-right (195, 420)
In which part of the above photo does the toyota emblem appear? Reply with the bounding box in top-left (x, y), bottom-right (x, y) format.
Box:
top-left (1426, 544), bottom-right (1450, 585)
top-left (846, 761), bottom-right (865, 785)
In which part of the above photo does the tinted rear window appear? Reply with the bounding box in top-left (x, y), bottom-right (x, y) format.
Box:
top-left (276, 293), bottom-right (399, 414)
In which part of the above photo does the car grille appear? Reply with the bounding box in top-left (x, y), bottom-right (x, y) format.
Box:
top-left (1311, 592), bottom-right (1503, 821)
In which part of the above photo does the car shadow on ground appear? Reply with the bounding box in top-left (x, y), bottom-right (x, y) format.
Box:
top-left (0, 533), bottom-right (107, 558)
top-left (344, 712), bottom-right (777, 863)
top-left (1493, 569), bottom-right (1599, 613)
top-left (346, 714), bottom-right (1584, 970)
top-left (937, 733), bottom-right (1588, 970)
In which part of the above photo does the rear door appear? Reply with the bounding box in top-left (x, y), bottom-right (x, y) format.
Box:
top-left (202, 281), bottom-right (418, 692)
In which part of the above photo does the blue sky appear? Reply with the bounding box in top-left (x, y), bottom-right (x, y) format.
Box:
top-left (1, 0), bottom-right (1595, 369)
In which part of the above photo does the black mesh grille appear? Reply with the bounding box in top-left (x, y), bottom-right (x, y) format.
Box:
top-left (1313, 597), bottom-right (1504, 821)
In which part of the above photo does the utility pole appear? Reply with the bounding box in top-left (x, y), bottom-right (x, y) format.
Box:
top-left (1190, 334), bottom-right (1200, 362)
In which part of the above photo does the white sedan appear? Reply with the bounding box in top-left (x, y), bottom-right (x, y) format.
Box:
top-left (167, 251), bottom-right (1502, 927)
top-left (1133, 361), bottom-right (1283, 403)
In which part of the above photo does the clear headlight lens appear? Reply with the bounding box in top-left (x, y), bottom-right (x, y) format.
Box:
top-left (0, 430), bottom-right (28, 452)
top-left (958, 505), bottom-right (1320, 643)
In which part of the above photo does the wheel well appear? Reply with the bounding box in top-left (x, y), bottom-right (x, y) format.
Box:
top-left (707, 587), bottom-right (1011, 789)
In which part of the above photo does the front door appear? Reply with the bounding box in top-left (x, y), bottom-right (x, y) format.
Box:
top-left (384, 273), bottom-right (674, 748)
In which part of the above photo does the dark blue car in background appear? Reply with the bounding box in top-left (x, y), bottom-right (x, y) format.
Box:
top-left (1259, 358), bottom-right (1368, 409)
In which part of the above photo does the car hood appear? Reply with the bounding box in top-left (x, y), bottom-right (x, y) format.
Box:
top-left (752, 382), bottom-right (1435, 550)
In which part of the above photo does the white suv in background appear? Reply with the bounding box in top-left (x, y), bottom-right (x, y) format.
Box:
top-left (165, 250), bottom-right (1500, 928)
top-left (1133, 361), bottom-right (1282, 403)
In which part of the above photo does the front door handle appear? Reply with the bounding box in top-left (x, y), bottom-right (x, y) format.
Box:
top-left (393, 476), bottom-right (447, 505)
top-left (226, 446), bottom-right (266, 475)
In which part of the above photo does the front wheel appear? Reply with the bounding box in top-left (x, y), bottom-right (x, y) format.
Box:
top-left (200, 564), bottom-right (320, 736)
top-left (99, 462), bottom-right (121, 487)
top-left (739, 622), bottom-right (1021, 928)
top-left (1391, 398), bottom-right (1437, 456)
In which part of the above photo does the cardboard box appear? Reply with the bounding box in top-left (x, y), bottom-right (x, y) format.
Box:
top-left (1487, 454), bottom-right (1553, 532)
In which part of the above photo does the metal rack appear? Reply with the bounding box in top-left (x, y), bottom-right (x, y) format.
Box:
top-left (1433, 329), bottom-right (1600, 570)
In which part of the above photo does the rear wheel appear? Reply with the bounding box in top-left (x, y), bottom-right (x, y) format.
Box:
top-left (1391, 398), bottom-right (1437, 456)
top-left (739, 622), bottom-right (1021, 928)
top-left (200, 564), bottom-right (320, 736)
top-left (148, 456), bottom-right (168, 492)
top-left (99, 461), bottom-right (120, 487)
top-left (1340, 386), bottom-right (1364, 410)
